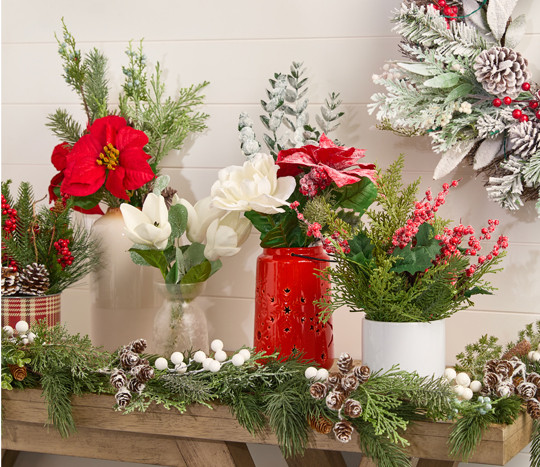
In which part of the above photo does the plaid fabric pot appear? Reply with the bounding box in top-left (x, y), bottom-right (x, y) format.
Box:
top-left (1, 293), bottom-right (61, 328)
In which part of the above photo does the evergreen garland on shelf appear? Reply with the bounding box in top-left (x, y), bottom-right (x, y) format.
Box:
top-left (369, 0), bottom-right (540, 216)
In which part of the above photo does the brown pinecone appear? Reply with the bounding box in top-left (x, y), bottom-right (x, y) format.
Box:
top-left (483, 371), bottom-right (502, 389)
top-left (326, 391), bottom-right (345, 411)
top-left (8, 364), bottom-right (27, 381)
top-left (502, 340), bottom-right (531, 360)
top-left (473, 46), bottom-right (531, 98)
top-left (131, 364), bottom-right (154, 383)
top-left (109, 369), bottom-right (127, 389)
top-left (1, 266), bottom-right (20, 295)
top-left (495, 381), bottom-right (515, 398)
top-left (115, 388), bottom-right (132, 408)
top-left (161, 187), bottom-right (178, 209)
top-left (508, 121), bottom-right (540, 159)
top-left (527, 398), bottom-right (540, 419)
top-left (127, 378), bottom-right (146, 394)
top-left (341, 373), bottom-right (360, 393)
top-left (307, 415), bottom-right (333, 435)
top-left (18, 263), bottom-right (49, 295)
top-left (327, 372), bottom-right (343, 386)
top-left (353, 365), bottom-right (371, 383)
top-left (517, 382), bottom-right (538, 401)
top-left (527, 372), bottom-right (540, 387)
top-left (127, 338), bottom-right (147, 354)
top-left (119, 350), bottom-right (141, 369)
top-left (513, 376), bottom-right (524, 387)
top-left (484, 359), bottom-right (499, 374)
top-left (495, 360), bottom-right (514, 379)
top-left (333, 420), bottom-right (354, 443)
top-left (343, 398), bottom-right (363, 418)
top-left (310, 382), bottom-right (328, 400)
top-left (337, 353), bottom-right (353, 373)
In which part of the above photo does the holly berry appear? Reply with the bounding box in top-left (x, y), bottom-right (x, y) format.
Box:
top-left (522, 82), bottom-right (531, 91)
top-left (54, 238), bottom-right (74, 269)
top-left (503, 96), bottom-right (512, 105)
top-left (520, 115), bottom-right (529, 122)
top-left (438, 0), bottom-right (447, 6)
top-left (530, 101), bottom-right (539, 110)
top-left (537, 111), bottom-right (540, 120)
top-left (512, 109), bottom-right (522, 119)
top-left (492, 98), bottom-right (502, 107)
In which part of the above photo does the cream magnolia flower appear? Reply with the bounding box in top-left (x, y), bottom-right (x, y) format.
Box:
top-left (211, 153), bottom-right (296, 214)
top-left (120, 193), bottom-right (171, 250)
top-left (204, 211), bottom-right (252, 261)
top-left (173, 195), bottom-right (224, 243)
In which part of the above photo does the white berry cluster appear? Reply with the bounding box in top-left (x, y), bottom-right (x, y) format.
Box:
top-left (443, 367), bottom-right (482, 401)
top-left (2, 321), bottom-right (36, 346)
top-left (153, 339), bottom-right (252, 375)
top-left (303, 366), bottom-right (329, 382)
top-left (527, 344), bottom-right (540, 362)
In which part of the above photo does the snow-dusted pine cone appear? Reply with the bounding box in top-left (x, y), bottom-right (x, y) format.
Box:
top-left (353, 365), bottom-right (371, 383)
top-left (337, 353), bottom-right (353, 373)
top-left (127, 378), bottom-right (146, 394)
top-left (109, 369), bottom-right (128, 389)
top-left (18, 263), bottom-right (49, 295)
top-left (483, 372), bottom-right (502, 389)
top-left (326, 391), bottom-right (345, 411)
top-left (307, 415), bottom-right (333, 435)
top-left (343, 398), bottom-right (363, 418)
top-left (327, 372), bottom-right (343, 386)
top-left (310, 382), bottom-right (328, 400)
top-left (517, 382), bottom-right (537, 401)
top-left (131, 364), bottom-right (154, 383)
top-left (341, 373), bottom-right (360, 393)
top-left (119, 350), bottom-right (141, 369)
top-left (484, 359), bottom-right (499, 373)
top-left (502, 340), bottom-right (532, 360)
top-left (509, 121), bottom-right (540, 159)
top-left (1, 266), bottom-right (20, 295)
top-left (473, 46), bottom-right (531, 98)
top-left (333, 420), bottom-right (354, 443)
top-left (527, 372), bottom-right (540, 388)
top-left (495, 381), bottom-right (515, 398)
top-left (115, 388), bottom-right (132, 408)
top-left (495, 360), bottom-right (514, 379)
top-left (527, 399), bottom-right (540, 419)
top-left (127, 338), bottom-right (147, 354)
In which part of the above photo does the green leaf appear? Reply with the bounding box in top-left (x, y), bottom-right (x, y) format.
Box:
top-left (444, 83), bottom-right (474, 103)
top-left (333, 178), bottom-right (378, 214)
top-left (129, 248), bottom-right (169, 278)
top-left (153, 175), bottom-right (170, 195)
top-left (181, 260), bottom-right (211, 284)
top-left (347, 231), bottom-right (375, 266)
top-left (391, 224), bottom-right (440, 274)
top-left (169, 204), bottom-right (188, 239)
top-left (245, 211), bottom-right (306, 248)
top-left (397, 62), bottom-right (438, 76)
top-left (72, 192), bottom-right (102, 211)
top-left (423, 73), bottom-right (461, 88)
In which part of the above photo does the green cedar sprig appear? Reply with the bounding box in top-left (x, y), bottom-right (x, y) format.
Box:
top-left (455, 334), bottom-right (503, 380)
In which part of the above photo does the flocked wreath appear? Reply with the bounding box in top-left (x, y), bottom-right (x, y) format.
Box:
top-left (369, 0), bottom-right (540, 216)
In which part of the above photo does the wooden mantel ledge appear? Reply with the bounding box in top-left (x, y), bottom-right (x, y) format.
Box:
top-left (1, 388), bottom-right (533, 467)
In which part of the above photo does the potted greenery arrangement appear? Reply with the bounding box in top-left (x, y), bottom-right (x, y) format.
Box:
top-left (1, 180), bottom-right (100, 328)
top-left (315, 156), bottom-right (508, 377)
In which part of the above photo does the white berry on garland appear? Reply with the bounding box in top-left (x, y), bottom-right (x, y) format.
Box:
top-left (232, 353), bottom-right (245, 367)
top-left (3, 325), bottom-right (14, 337)
top-left (193, 350), bottom-right (206, 363)
top-left (15, 320), bottom-right (29, 334)
top-left (211, 339), bottom-right (224, 352)
top-left (304, 366), bottom-right (318, 379)
top-left (170, 351), bottom-right (184, 365)
top-left (154, 357), bottom-right (169, 371)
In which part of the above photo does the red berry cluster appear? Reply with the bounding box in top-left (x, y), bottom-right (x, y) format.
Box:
top-left (1, 245), bottom-right (18, 271)
top-left (492, 82), bottom-right (540, 122)
top-left (1, 194), bottom-right (18, 234)
top-left (323, 231), bottom-right (351, 255)
top-left (430, 0), bottom-right (459, 28)
top-left (299, 167), bottom-right (332, 198)
top-left (390, 180), bottom-right (459, 251)
top-left (54, 238), bottom-right (74, 269)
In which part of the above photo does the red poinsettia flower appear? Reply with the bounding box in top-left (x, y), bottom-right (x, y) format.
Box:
top-left (61, 115), bottom-right (154, 201)
top-left (276, 134), bottom-right (377, 197)
top-left (48, 142), bottom-right (104, 215)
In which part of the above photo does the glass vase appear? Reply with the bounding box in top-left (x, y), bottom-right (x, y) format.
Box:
top-left (152, 282), bottom-right (209, 356)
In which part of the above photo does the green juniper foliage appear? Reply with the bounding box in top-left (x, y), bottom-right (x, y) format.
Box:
top-left (455, 334), bottom-right (503, 380)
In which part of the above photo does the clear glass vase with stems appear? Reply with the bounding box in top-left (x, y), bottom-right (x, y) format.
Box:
top-left (152, 281), bottom-right (209, 357)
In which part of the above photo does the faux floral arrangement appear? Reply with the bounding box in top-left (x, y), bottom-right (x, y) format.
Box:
top-left (47, 21), bottom-right (209, 214)
top-left (1, 180), bottom-right (100, 296)
top-left (315, 156), bottom-right (509, 323)
top-left (369, 0), bottom-right (540, 215)
top-left (120, 177), bottom-right (250, 285)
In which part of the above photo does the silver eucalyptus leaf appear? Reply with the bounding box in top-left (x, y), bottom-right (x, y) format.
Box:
top-left (486, 0), bottom-right (518, 41)
top-left (504, 14), bottom-right (527, 49)
top-left (473, 136), bottom-right (504, 170)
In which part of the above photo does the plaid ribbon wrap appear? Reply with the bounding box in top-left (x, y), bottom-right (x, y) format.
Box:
top-left (1, 294), bottom-right (61, 328)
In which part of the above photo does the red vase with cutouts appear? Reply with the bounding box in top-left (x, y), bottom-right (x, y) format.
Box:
top-left (254, 246), bottom-right (334, 369)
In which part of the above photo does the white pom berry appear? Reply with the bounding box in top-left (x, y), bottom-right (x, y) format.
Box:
top-left (209, 360), bottom-right (221, 373)
top-left (193, 350), bottom-right (206, 363)
top-left (175, 362), bottom-right (187, 374)
top-left (316, 368), bottom-right (329, 381)
top-left (214, 350), bottom-right (227, 362)
top-left (453, 385), bottom-right (465, 397)
top-left (21, 338), bottom-right (29, 345)
top-left (532, 351), bottom-right (540, 363)
top-left (470, 380), bottom-right (482, 393)
top-left (529, 351), bottom-right (536, 361)
top-left (443, 368), bottom-right (457, 381)
top-left (202, 358), bottom-right (214, 370)
top-left (462, 387), bottom-right (473, 401)
top-left (456, 372), bottom-right (471, 387)
top-left (15, 321), bottom-right (29, 334)
top-left (211, 339), bottom-right (224, 352)
top-left (27, 332), bottom-right (36, 343)
top-left (3, 326), bottom-right (14, 337)
top-left (170, 352), bottom-right (184, 365)
top-left (238, 349), bottom-right (251, 361)
top-left (304, 367), bottom-right (318, 379)
top-left (155, 357), bottom-right (168, 371)
top-left (232, 354), bottom-right (245, 367)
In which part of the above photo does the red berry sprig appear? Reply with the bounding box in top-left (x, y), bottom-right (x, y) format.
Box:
top-left (430, 0), bottom-right (459, 28)
top-left (1, 194), bottom-right (18, 234)
top-left (492, 83), bottom-right (539, 122)
top-left (54, 238), bottom-right (74, 269)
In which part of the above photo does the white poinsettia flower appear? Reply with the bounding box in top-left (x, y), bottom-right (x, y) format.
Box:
top-left (204, 211), bottom-right (252, 261)
top-left (120, 193), bottom-right (171, 250)
top-left (210, 153), bottom-right (296, 214)
top-left (172, 195), bottom-right (224, 243)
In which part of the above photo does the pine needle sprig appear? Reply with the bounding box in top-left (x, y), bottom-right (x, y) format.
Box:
top-left (531, 420), bottom-right (540, 467)
top-left (354, 420), bottom-right (411, 467)
top-left (46, 109), bottom-right (83, 145)
top-left (83, 48), bottom-right (109, 121)
top-left (455, 334), bottom-right (503, 380)
top-left (449, 411), bottom-right (491, 462)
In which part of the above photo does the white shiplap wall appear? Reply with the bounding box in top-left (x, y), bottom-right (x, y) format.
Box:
top-left (2, 1), bottom-right (539, 466)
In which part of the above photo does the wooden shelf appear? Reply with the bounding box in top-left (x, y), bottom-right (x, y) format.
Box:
top-left (1, 388), bottom-right (533, 467)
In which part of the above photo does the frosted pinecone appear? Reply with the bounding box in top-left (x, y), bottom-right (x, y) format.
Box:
top-left (341, 373), bottom-right (360, 393)
top-left (333, 420), bottom-right (354, 443)
top-left (18, 263), bottom-right (49, 295)
top-left (343, 398), bottom-right (363, 418)
top-left (352, 365), bottom-right (371, 383)
top-left (131, 364), bottom-right (154, 383)
top-left (1, 266), bottom-right (20, 295)
top-left (109, 369), bottom-right (128, 389)
top-left (527, 399), bottom-right (540, 419)
top-left (337, 353), bottom-right (353, 373)
top-left (509, 121), bottom-right (540, 159)
top-left (119, 350), bottom-right (141, 369)
top-left (309, 382), bottom-right (328, 400)
top-left (527, 372), bottom-right (540, 388)
top-left (126, 338), bottom-right (147, 354)
top-left (325, 391), bottom-right (345, 411)
top-left (474, 47), bottom-right (531, 99)
top-left (115, 388), bottom-right (132, 408)
top-left (517, 382), bottom-right (537, 401)
top-left (127, 378), bottom-right (146, 394)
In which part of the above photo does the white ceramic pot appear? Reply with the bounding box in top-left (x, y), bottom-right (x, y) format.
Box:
top-left (362, 318), bottom-right (446, 377)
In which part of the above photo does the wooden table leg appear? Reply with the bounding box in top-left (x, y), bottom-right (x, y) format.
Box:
top-left (1, 450), bottom-right (20, 467)
top-left (286, 449), bottom-right (347, 467)
top-left (175, 439), bottom-right (255, 467)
